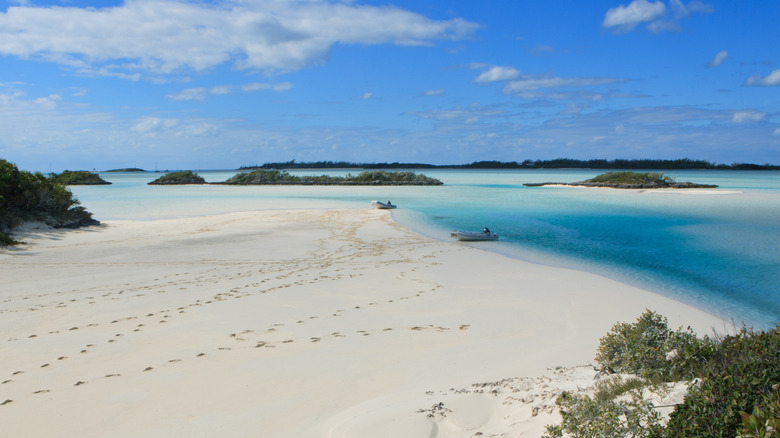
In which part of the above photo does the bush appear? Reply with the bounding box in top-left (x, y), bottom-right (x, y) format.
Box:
top-left (595, 310), bottom-right (713, 381)
top-left (547, 312), bottom-right (779, 438)
top-left (0, 159), bottom-right (98, 245)
top-left (543, 389), bottom-right (663, 438)
top-left (662, 325), bottom-right (780, 438)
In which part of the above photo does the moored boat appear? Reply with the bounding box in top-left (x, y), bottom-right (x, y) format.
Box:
top-left (371, 200), bottom-right (397, 209)
top-left (450, 230), bottom-right (498, 241)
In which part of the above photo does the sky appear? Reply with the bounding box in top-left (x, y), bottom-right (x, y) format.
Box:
top-left (0, 0), bottom-right (778, 172)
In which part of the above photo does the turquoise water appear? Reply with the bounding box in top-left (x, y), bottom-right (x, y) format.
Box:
top-left (70, 169), bottom-right (780, 329)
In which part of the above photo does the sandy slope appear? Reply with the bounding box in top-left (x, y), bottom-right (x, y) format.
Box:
top-left (0, 209), bottom-right (725, 437)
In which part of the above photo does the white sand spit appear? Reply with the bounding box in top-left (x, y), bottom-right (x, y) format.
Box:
top-left (0, 209), bottom-right (725, 437)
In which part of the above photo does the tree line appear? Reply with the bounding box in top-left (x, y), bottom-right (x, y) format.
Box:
top-left (241, 158), bottom-right (779, 170)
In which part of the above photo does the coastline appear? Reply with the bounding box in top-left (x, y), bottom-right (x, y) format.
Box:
top-left (0, 208), bottom-right (727, 437)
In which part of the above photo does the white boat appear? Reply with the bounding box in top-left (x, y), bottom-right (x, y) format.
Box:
top-left (371, 200), bottom-right (397, 209)
top-left (450, 230), bottom-right (498, 241)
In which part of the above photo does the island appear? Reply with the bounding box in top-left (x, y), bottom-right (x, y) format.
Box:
top-left (148, 170), bottom-right (207, 185)
top-left (218, 169), bottom-right (443, 185)
top-left (523, 171), bottom-right (718, 189)
top-left (49, 170), bottom-right (111, 185)
top-left (105, 168), bottom-right (146, 172)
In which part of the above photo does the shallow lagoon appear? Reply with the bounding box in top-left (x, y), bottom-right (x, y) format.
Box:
top-left (71, 169), bottom-right (780, 329)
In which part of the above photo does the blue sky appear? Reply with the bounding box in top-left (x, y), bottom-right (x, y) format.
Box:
top-left (1, 0), bottom-right (778, 171)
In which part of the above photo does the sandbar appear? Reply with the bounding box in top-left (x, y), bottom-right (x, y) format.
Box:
top-left (0, 209), bottom-right (726, 437)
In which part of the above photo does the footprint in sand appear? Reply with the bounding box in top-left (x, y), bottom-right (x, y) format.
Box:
top-left (33, 389), bottom-right (50, 394)
top-left (1, 400), bottom-right (12, 406)
top-left (74, 381), bottom-right (86, 386)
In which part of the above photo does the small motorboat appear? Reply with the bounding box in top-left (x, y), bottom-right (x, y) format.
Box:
top-left (450, 230), bottom-right (498, 241)
top-left (371, 200), bottom-right (397, 209)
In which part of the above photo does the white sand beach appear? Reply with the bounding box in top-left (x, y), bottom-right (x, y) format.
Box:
top-left (0, 209), bottom-right (726, 437)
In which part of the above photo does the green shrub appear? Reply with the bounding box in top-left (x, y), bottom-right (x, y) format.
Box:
top-left (543, 389), bottom-right (663, 438)
top-left (663, 325), bottom-right (780, 438)
top-left (594, 310), bottom-right (713, 381)
top-left (0, 159), bottom-right (98, 245)
top-left (737, 391), bottom-right (779, 438)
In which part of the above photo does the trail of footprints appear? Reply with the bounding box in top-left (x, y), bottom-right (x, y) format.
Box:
top-left (2, 281), bottom-right (458, 405)
top-left (2, 227), bottom-right (448, 405)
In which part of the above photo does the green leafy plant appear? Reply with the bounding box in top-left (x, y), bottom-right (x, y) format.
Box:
top-left (543, 389), bottom-right (663, 438)
top-left (1, 159), bottom-right (98, 246)
top-left (663, 325), bottom-right (779, 438)
top-left (595, 309), bottom-right (712, 381)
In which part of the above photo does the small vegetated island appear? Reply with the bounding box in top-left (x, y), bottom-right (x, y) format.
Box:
top-left (525, 171), bottom-right (718, 189)
top-left (148, 170), bottom-right (207, 185)
top-left (49, 170), bottom-right (111, 185)
top-left (146, 169), bottom-right (443, 185)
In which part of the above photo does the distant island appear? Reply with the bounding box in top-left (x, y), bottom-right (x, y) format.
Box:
top-left (105, 168), bottom-right (146, 172)
top-left (523, 171), bottom-right (718, 189)
top-left (50, 170), bottom-right (111, 185)
top-left (148, 171), bottom-right (206, 185)
top-left (240, 158), bottom-right (780, 171)
top-left (219, 169), bottom-right (442, 185)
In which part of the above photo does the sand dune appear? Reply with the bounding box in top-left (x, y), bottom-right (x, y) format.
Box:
top-left (0, 209), bottom-right (725, 437)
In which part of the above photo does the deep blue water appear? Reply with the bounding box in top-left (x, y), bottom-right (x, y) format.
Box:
top-left (71, 169), bottom-right (780, 329)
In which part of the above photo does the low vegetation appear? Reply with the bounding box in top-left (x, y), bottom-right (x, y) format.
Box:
top-left (220, 169), bottom-right (442, 185)
top-left (240, 158), bottom-right (780, 170)
top-left (148, 170), bottom-right (206, 185)
top-left (1, 159), bottom-right (99, 246)
top-left (584, 171), bottom-right (674, 186)
top-left (49, 170), bottom-right (111, 185)
top-left (544, 310), bottom-right (779, 438)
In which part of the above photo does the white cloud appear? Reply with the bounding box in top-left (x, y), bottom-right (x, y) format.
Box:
top-left (732, 110), bottom-right (766, 124)
top-left (359, 92), bottom-right (373, 100)
top-left (423, 89), bottom-right (445, 96)
top-left (0, 0), bottom-right (477, 78)
top-left (242, 82), bottom-right (294, 93)
top-left (603, 0), bottom-right (712, 34)
top-left (774, 128), bottom-right (780, 136)
top-left (167, 87), bottom-right (208, 101)
top-left (503, 75), bottom-right (626, 93)
top-left (744, 69), bottom-right (780, 87)
top-left (474, 66), bottom-right (521, 84)
top-left (132, 117), bottom-right (180, 134)
top-left (707, 50), bottom-right (728, 67)
top-left (167, 82), bottom-right (293, 101)
top-left (210, 85), bottom-right (233, 96)
top-left (405, 105), bottom-right (506, 123)
top-left (603, 0), bottom-right (666, 32)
